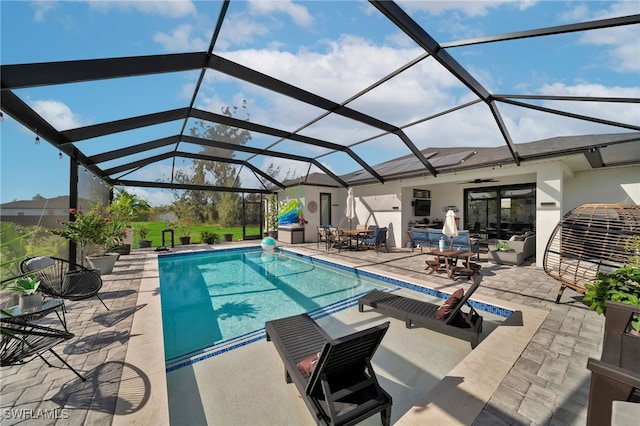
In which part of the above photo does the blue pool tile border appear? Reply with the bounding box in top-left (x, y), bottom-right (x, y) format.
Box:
top-left (164, 246), bottom-right (513, 372)
top-left (280, 248), bottom-right (513, 318)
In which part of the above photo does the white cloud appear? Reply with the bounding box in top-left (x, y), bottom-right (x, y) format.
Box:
top-left (153, 24), bottom-right (209, 51)
top-left (32, 0), bottom-right (57, 22)
top-left (130, 187), bottom-right (173, 207)
top-left (215, 13), bottom-right (271, 50)
top-left (397, 0), bottom-right (535, 18)
top-left (538, 82), bottom-right (640, 124)
top-left (560, 3), bottom-right (590, 21)
top-left (31, 99), bottom-right (88, 131)
top-left (248, 0), bottom-right (314, 28)
top-left (573, 1), bottom-right (640, 73)
top-left (88, 0), bottom-right (197, 18)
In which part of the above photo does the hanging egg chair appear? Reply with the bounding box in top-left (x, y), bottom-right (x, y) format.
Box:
top-left (543, 203), bottom-right (640, 303)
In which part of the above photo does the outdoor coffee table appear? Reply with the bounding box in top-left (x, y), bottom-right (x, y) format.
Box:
top-left (426, 249), bottom-right (477, 279)
top-left (0, 299), bottom-right (67, 330)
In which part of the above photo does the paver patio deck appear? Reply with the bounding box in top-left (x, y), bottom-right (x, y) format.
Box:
top-left (0, 242), bottom-right (605, 425)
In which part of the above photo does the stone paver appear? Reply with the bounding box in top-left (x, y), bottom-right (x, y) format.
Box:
top-left (0, 244), bottom-right (606, 425)
top-left (0, 254), bottom-right (146, 425)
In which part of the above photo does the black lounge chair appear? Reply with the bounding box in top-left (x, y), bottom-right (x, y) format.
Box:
top-left (265, 313), bottom-right (392, 426)
top-left (1, 322), bottom-right (86, 381)
top-left (358, 275), bottom-right (484, 348)
top-left (19, 256), bottom-right (108, 311)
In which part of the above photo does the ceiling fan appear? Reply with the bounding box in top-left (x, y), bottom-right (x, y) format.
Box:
top-left (459, 178), bottom-right (499, 184)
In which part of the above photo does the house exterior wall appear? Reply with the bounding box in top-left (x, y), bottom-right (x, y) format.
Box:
top-left (563, 165), bottom-right (640, 208)
top-left (282, 159), bottom-right (639, 263)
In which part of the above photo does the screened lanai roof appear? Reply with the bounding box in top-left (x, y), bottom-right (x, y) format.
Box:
top-left (1, 1), bottom-right (639, 195)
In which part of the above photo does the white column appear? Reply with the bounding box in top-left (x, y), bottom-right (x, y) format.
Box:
top-left (535, 163), bottom-right (565, 267)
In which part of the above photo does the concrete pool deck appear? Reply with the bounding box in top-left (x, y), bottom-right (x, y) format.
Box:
top-left (0, 242), bottom-right (605, 425)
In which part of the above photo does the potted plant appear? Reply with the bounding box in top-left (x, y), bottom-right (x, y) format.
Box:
top-left (7, 276), bottom-right (42, 312)
top-left (267, 193), bottom-right (278, 239)
top-left (224, 229), bottom-right (233, 242)
top-left (137, 225), bottom-right (152, 248)
top-left (110, 188), bottom-right (150, 255)
top-left (177, 218), bottom-right (192, 245)
top-left (48, 201), bottom-right (125, 274)
top-left (583, 263), bottom-right (640, 334)
top-left (496, 242), bottom-right (512, 252)
top-left (201, 231), bottom-right (219, 245)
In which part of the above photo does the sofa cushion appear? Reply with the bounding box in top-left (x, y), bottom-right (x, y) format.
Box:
top-left (24, 256), bottom-right (55, 271)
top-left (412, 231), bottom-right (428, 242)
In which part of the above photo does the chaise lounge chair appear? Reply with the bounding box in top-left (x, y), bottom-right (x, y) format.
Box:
top-left (265, 313), bottom-right (392, 426)
top-left (358, 274), bottom-right (484, 348)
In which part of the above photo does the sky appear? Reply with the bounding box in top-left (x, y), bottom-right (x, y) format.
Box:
top-left (1, 0), bottom-right (639, 206)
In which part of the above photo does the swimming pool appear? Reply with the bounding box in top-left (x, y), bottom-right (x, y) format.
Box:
top-left (159, 247), bottom-right (393, 364)
top-left (160, 246), bottom-right (512, 371)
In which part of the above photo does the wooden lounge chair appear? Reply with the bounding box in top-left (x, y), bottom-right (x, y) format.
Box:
top-left (265, 313), bottom-right (392, 426)
top-left (358, 275), bottom-right (484, 348)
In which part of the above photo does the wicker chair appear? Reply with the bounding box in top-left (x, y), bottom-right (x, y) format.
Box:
top-left (543, 203), bottom-right (640, 303)
top-left (19, 256), bottom-right (108, 310)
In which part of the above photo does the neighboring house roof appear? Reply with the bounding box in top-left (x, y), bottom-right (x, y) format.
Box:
top-left (1, 196), bottom-right (70, 210)
top-left (0, 196), bottom-right (93, 210)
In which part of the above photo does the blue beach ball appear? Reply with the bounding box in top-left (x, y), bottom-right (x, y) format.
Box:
top-left (261, 237), bottom-right (277, 251)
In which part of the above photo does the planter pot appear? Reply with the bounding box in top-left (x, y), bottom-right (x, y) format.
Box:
top-left (267, 231), bottom-right (277, 239)
top-left (19, 293), bottom-right (43, 313)
top-left (137, 240), bottom-right (152, 248)
top-left (86, 253), bottom-right (119, 275)
top-left (124, 227), bottom-right (135, 246)
top-left (112, 244), bottom-right (131, 255)
top-left (224, 233), bottom-right (233, 242)
top-left (179, 236), bottom-right (191, 245)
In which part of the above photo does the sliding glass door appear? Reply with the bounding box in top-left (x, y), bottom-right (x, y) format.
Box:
top-left (464, 184), bottom-right (536, 240)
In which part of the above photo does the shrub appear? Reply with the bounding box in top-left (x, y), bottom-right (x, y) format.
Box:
top-left (583, 264), bottom-right (640, 332)
top-left (201, 231), bottom-right (220, 244)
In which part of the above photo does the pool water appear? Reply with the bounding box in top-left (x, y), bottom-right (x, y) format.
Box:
top-left (159, 248), bottom-right (389, 362)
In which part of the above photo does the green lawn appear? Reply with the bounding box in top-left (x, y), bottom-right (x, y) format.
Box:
top-left (130, 222), bottom-right (261, 247)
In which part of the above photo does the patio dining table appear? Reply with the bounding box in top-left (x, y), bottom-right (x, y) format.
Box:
top-left (339, 228), bottom-right (373, 250)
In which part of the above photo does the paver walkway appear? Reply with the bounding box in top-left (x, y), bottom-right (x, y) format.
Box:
top-left (0, 244), bottom-right (605, 425)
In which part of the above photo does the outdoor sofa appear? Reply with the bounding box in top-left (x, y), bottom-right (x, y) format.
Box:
top-left (408, 228), bottom-right (480, 255)
top-left (488, 232), bottom-right (536, 266)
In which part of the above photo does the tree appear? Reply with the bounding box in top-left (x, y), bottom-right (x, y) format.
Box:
top-left (174, 101), bottom-right (290, 227)
top-left (170, 102), bottom-right (253, 225)
top-left (112, 188), bottom-right (150, 224)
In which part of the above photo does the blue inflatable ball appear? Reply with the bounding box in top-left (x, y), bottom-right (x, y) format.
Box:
top-left (261, 237), bottom-right (277, 251)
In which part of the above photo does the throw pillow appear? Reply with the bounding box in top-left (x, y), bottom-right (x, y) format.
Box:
top-left (297, 352), bottom-right (321, 376)
top-left (436, 288), bottom-right (464, 320)
top-left (25, 256), bottom-right (55, 271)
